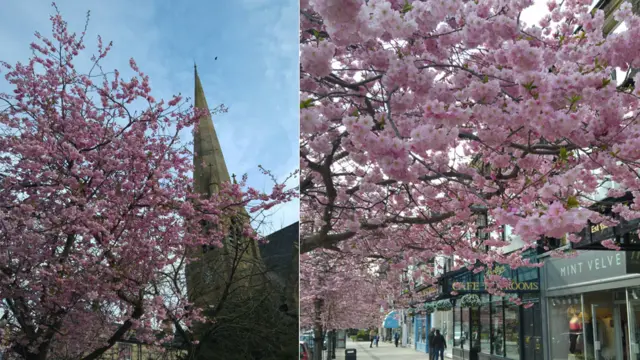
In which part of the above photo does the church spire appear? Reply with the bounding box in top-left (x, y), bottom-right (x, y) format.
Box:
top-left (193, 65), bottom-right (230, 197)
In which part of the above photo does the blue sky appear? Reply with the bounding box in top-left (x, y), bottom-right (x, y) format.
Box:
top-left (0, 0), bottom-right (299, 234)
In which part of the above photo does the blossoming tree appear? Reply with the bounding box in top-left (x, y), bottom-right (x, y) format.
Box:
top-left (300, 0), bottom-right (640, 333)
top-left (0, 8), bottom-right (294, 360)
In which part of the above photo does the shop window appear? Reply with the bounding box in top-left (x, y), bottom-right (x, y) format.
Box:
top-left (479, 295), bottom-right (491, 353)
top-left (444, 309), bottom-right (454, 358)
top-left (491, 297), bottom-right (505, 356)
top-left (548, 296), bottom-right (583, 360)
top-left (415, 314), bottom-right (427, 346)
top-left (454, 306), bottom-right (462, 347)
top-left (470, 307), bottom-right (481, 351)
top-left (521, 296), bottom-right (543, 360)
top-left (505, 300), bottom-right (520, 360)
top-left (582, 291), bottom-right (619, 360)
top-left (421, 314), bottom-right (427, 343)
top-left (537, 236), bottom-right (566, 254)
top-left (461, 307), bottom-right (470, 349)
top-left (118, 343), bottom-right (132, 360)
top-left (627, 287), bottom-right (640, 360)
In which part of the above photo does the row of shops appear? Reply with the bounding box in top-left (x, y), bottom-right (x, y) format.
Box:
top-left (379, 193), bottom-right (640, 360)
top-left (382, 248), bottom-right (640, 360)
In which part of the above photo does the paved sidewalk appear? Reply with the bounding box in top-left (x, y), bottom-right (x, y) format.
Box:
top-left (333, 340), bottom-right (430, 360)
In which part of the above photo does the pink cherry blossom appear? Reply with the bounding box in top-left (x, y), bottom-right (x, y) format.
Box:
top-left (300, 0), bottom-right (640, 332)
top-left (0, 8), bottom-right (296, 360)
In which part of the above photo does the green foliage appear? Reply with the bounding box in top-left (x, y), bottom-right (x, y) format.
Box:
top-left (435, 300), bottom-right (453, 311)
top-left (559, 147), bottom-right (569, 162)
top-left (460, 294), bottom-right (482, 308)
top-left (355, 330), bottom-right (370, 341)
top-left (401, 0), bottom-right (413, 13)
top-left (300, 98), bottom-right (314, 109)
top-left (566, 195), bottom-right (580, 209)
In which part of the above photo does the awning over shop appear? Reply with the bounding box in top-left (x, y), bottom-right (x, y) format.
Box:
top-left (382, 311), bottom-right (400, 329)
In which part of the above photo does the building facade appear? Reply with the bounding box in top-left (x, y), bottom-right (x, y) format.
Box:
top-left (260, 222), bottom-right (300, 318)
top-left (451, 256), bottom-right (541, 360)
top-left (414, 250), bottom-right (543, 360)
top-left (540, 250), bottom-right (640, 360)
top-left (413, 309), bottom-right (432, 353)
top-left (98, 340), bottom-right (186, 360)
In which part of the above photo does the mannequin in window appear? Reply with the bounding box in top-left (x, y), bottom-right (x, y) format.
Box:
top-left (569, 308), bottom-right (583, 354)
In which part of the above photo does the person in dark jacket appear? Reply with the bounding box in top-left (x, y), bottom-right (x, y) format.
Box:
top-left (432, 329), bottom-right (446, 360)
top-left (394, 331), bottom-right (400, 347)
top-left (428, 328), bottom-right (436, 360)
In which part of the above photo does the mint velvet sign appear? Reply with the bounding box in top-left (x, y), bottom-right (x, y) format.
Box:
top-left (545, 251), bottom-right (640, 288)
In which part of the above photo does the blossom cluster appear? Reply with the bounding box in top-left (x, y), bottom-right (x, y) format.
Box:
top-left (300, 0), bottom-right (640, 330)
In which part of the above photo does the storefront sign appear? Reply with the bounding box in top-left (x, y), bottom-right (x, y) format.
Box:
top-left (420, 286), bottom-right (438, 300)
top-left (447, 264), bottom-right (540, 294)
top-left (591, 223), bottom-right (609, 233)
top-left (452, 280), bottom-right (539, 292)
top-left (545, 251), bottom-right (640, 288)
top-left (573, 205), bottom-right (640, 249)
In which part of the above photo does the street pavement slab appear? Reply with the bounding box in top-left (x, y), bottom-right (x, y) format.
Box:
top-left (332, 340), bottom-right (437, 360)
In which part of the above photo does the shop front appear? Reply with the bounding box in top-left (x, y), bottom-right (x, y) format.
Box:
top-left (414, 310), bottom-right (431, 352)
top-left (413, 286), bottom-right (439, 353)
top-left (445, 256), bottom-right (542, 360)
top-left (432, 301), bottom-right (454, 358)
top-left (382, 310), bottom-right (401, 344)
top-left (542, 250), bottom-right (640, 360)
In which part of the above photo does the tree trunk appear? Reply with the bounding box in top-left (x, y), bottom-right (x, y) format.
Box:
top-left (331, 330), bottom-right (337, 359)
top-left (313, 298), bottom-right (324, 360)
top-left (325, 332), bottom-right (331, 360)
top-left (11, 341), bottom-right (49, 360)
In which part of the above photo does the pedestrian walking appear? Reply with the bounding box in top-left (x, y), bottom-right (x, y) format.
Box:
top-left (394, 331), bottom-right (400, 347)
top-left (433, 329), bottom-right (447, 360)
top-left (428, 328), bottom-right (436, 360)
top-left (375, 334), bottom-right (379, 347)
top-left (370, 329), bottom-right (376, 348)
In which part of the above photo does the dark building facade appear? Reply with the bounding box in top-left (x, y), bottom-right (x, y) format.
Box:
top-left (260, 222), bottom-right (299, 315)
top-left (418, 249), bottom-right (543, 360)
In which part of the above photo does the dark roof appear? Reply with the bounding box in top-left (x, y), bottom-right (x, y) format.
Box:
top-left (260, 222), bottom-right (299, 284)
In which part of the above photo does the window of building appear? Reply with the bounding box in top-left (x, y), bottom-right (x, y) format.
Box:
top-left (504, 299), bottom-right (520, 360)
top-left (416, 313), bottom-right (427, 346)
top-left (444, 308), bottom-right (454, 357)
top-left (454, 306), bottom-right (462, 347)
top-left (421, 314), bottom-right (427, 343)
top-left (521, 295), bottom-right (543, 360)
top-left (461, 307), bottom-right (470, 349)
top-left (479, 294), bottom-right (491, 353)
top-left (548, 296), bottom-right (583, 360)
top-left (118, 343), bottom-right (132, 360)
top-left (470, 306), bottom-right (481, 351)
top-left (491, 297), bottom-right (505, 356)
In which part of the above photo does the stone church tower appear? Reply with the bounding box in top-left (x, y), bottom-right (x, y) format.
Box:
top-left (185, 65), bottom-right (265, 309)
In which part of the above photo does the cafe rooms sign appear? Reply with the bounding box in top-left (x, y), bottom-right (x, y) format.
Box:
top-left (451, 265), bottom-right (539, 293)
